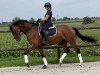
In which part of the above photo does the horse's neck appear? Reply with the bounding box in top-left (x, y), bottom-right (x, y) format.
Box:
top-left (20, 23), bottom-right (33, 33)
top-left (22, 25), bottom-right (38, 36)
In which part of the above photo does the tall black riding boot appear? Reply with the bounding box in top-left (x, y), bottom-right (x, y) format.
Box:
top-left (42, 30), bottom-right (48, 45)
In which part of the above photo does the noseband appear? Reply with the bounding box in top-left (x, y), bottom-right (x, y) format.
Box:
top-left (14, 32), bottom-right (23, 39)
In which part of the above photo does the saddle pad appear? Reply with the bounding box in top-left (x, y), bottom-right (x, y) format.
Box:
top-left (46, 27), bottom-right (56, 37)
top-left (38, 26), bottom-right (57, 37)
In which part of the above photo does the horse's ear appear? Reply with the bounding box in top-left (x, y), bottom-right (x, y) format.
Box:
top-left (9, 25), bottom-right (14, 31)
top-left (9, 25), bottom-right (12, 31)
top-left (9, 24), bottom-right (11, 27)
top-left (36, 18), bottom-right (41, 23)
top-left (9, 24), bottom-right (14, 27)
top-left (38, 18), bottom-right (41, 22)
top-left (36, 18), bottom-right (41, 25)
top-left (36, 18), bottom-right (45, 25)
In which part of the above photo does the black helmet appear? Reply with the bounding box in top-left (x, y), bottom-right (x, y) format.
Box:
top-left (44, 2), bottom-right (51, 8)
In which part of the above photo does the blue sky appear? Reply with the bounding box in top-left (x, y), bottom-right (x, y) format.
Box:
top-left (0, 0), bottom-right (100, 22)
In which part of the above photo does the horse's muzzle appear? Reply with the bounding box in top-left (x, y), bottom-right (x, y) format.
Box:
top-left (15, 37), bottom-right (21, 42)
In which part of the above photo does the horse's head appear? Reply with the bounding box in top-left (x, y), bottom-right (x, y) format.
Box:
top-left (9, 24), bottom-right (21, 42)
top-left (9, 25), bottom-right (21, 42)
top-left (9, 20), bottom-right (37, 42)
top-left (9, 20), bottom-right (34, 42)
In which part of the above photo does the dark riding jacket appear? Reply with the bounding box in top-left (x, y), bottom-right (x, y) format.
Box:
top-left (42, 10), bottom-right (53, 30)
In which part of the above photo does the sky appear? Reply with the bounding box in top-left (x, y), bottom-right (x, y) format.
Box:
top-left (0, 0), bottom-right (100, 22)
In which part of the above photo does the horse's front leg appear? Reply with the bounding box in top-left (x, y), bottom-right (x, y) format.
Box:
top-left (24, 45), bottom-right (34, 68)
top-left (39, 48), bottom-right (48, 69)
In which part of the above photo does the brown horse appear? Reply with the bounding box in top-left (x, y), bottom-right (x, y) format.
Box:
top-left (9, 20), bottom-right (96, 69)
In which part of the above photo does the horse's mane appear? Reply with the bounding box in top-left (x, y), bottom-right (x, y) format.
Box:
top-left (12, 20), bottom-right (38, 26)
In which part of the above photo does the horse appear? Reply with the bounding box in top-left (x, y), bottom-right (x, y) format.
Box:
top-left (9, 20), bottom-right (97, 69)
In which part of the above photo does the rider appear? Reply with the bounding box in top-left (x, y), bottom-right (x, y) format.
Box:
top-left (41, 2), bottom-right (53, 44)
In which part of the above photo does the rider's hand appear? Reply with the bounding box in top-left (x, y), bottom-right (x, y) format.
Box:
top-left (41, 18), bottom-right (45, 22)
top-left (41, 18), bottom-right (45, 24)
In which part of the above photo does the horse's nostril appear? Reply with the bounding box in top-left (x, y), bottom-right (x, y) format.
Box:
top-left (16, 38), bottom-right (21, 42)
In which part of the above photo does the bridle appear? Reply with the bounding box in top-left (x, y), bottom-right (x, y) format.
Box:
top-left (9, 25), bottom-right (23, 42)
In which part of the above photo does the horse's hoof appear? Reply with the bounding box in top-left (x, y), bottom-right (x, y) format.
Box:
top-left (59, 62), bottom-right (62, 66)
top-left (26, 63), bottom-right (30, 68)
top-left (42, 65), bottom-right (47, 69)
top-left (79, 64), bottom-right (82, 67)
top-left (79, 63), bottom-right (83, 67)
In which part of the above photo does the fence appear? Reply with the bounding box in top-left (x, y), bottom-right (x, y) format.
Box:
top-left (0, 27), bottom-right (100, 59)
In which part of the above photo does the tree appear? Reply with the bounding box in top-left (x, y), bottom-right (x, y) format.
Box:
top-left (82, 17), bottom-right (93, 24)
top-left (63, 17), bottom-right (70, 20)
top-left (52, 17), bottom-right (56, 21)
top-left (12, 17), bottom-right (20, 23)
top-left (74, 17), bottom-right (79, 20)
top-left (57, 18), bottom-right (63, 21)
top-left (1, 21), bottom-right (10, 25)
top-left (29, 18), bottom-right (35, 23)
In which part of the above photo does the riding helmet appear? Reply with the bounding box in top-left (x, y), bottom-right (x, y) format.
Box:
top-left (44, 2), bottom-right (51, 8)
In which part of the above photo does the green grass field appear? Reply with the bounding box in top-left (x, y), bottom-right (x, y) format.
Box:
top-left (0, 55), bottom-right (100, 68)
top-left (0, 20), bottom-right (100, 67)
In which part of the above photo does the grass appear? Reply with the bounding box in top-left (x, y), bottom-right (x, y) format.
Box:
top-left (0, 33), bottom-right (29, 48)
top-left (0, 20), bottom-right (99, 67)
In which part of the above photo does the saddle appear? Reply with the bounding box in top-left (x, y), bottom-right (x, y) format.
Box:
top-left (38, 25), bottom-right (57, 38)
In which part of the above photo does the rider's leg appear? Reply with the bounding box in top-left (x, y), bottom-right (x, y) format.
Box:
top-left (42, 30), bottom-right (48, 43)
top-left (42, 24), bottom-right (49, 44)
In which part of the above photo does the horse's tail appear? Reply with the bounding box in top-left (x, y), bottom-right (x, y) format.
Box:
top-left (72, 27), bottom-right (97, 43)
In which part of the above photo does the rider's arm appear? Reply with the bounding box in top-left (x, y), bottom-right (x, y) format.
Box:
top-left (42, 15), bottom-right (49, 22)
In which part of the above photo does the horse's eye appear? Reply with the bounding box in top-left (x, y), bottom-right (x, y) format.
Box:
top-left (12, 30), bottom-right (16, 34)
top-left (12, 31), bottom-right (15, 34)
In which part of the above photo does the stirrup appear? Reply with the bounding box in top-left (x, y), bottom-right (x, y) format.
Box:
top-left (42, 39), bottom-right (49, 46)
top-left (43, 41), bottom-right (48, 45)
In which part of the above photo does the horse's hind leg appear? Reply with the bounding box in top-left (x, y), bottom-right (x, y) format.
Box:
top-left (63, 27), bottom-right (83, 66)
top-left (58, 40), bottom-right (70, 65)
top-left (70, 41), bottom-right (83, 66)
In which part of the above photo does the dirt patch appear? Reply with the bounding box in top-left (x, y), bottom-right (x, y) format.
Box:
top-left (0, 62), bottom-right (100, 75)
top-left (0, 27), bottom-right (9, 31)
